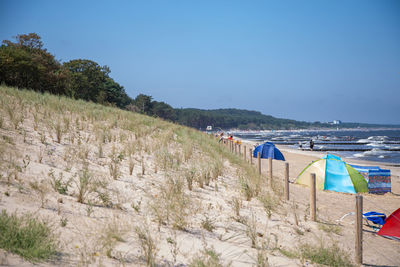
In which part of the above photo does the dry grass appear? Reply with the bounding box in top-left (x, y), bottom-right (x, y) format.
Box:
top-left (0, 85), bottom-right (301, 266)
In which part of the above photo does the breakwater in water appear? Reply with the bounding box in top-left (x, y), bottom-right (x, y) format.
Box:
top-left (232, 129), bottom-right (400, 164)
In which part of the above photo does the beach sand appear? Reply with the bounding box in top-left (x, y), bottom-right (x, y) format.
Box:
top-left (1, 114), bottom-right (399, 267)
top-left (243, 142), bottom-right (400, 266)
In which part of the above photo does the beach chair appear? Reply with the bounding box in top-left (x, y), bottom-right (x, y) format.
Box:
top-left (363, 211), bottom-right (386, 230)
top-left (338, 211), bottom-right (386, 231)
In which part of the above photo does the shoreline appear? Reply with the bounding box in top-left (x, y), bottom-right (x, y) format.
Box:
top-left (237, 139), bottom-right (400, 187)
top-left (230, 128), bottom-right (400, 166)
top-left (230, 127), bottom-right (400, 134)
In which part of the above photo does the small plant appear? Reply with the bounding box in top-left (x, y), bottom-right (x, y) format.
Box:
top-left (22, 154), bottom-right (30, 170)
top-left (203, 169), bottom-right (211, 186)
top-left (33, 113), bottom-right (39, 131)
top-left (99, 219), bottom-right (127, 259)
top-left (39, 131), bottom-right (46, 144)
top-left (29, 180), bottom-right (49, 208)
top-left (60, 217), bottom-right (68, 227)
top-left (141, 155), bottom-right (145, 175)
top-left (48, 170), bottom-right (72, 195)
top-left (128, 156), bottom-right (135, 175)
top-left (97, 142), bottom-right (103, 158)
top-left (37, 147), bottom-right (44, 163)
top-left (318, 223), bottom-right (342, 235)
top-left (0, 210), bottom-right (58, 261)
top-left (299, 242), bottom-right (354, 267)
top-left (201, 216), bottom-right (216, 232)
top-left (183, 142), bottom-right (193, 162)
top-left (22, 129), bottom-right (27, 143)
top-left (150, 176), bottom-right (191, 230)
top-left (258, 193), bottom-right (278, 219)
top-left (166, 235), bottom-right (178, 266)
top-left (278, 247), bottom-right (298, 259)
top-left (93, 179), bottom-right (113, 208)
top-left (132, 200), bottom-right (141, 213)
top-left (246, 214), bottom-right (258, 248)
top-left (292, 201), bottom-right (299, 226)
top-left (185, 168), bottom-right (196, 191)
top-left (2, 135), bottom-right (14, 144)
top-left (75, 167), bottom-right (93, 203)
top-left (256, 240), bottom-right (270, 267)
top-left (294, 227), bottom-right (304, 236)
top-left (135, 224), bottom-right (158, 267)
top-left (109, 146), bottom-right (123, 180)
top-left (231, 197), bottom-right (242, 219)
top-left (240, 177), bottom-right (254, 201)
top-left (189, 245), bottom-right (224, 267)
top-left (54, 122), bottom-right (63, 143)
top-left (86, 201), bottom-right (94, 217)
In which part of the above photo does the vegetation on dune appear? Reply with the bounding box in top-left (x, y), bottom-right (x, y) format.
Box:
top-left (299, 243), bottom-right (355, 267)
top-left (0, 85), bottom-right (269, 264)
top-left (0, 83), bottom-right (364, 266)
top-left (0, 210), bottom-right (58, 261)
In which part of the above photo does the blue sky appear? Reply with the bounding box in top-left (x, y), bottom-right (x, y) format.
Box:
top-left (1, 0), bottom-right (399, 124)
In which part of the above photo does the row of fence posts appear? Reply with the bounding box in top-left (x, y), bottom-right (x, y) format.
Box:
top-left (220, 137), bottom-right (364, 264)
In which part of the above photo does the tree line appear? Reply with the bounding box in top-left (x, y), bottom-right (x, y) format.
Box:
top-left (2, 33), bottom-right (392, 130)
top-left (0, 33), bottom-right (176, 119)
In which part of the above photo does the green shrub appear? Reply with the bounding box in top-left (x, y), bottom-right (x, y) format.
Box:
top-left (189, 246), bottom-right (225, 267)
top-left (0, 210), bottom-right (58, 261)
top-left (299, 243), bottom-right (354, 267)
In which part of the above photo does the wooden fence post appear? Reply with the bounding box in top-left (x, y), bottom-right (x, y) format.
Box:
top-left (257, 152), bottom-right (261, 175)
top-left (250, 148), bottom-right (253, 165)
top-left (355, 194), bottom-right (363, 264)
top-left (269, 157), bottom-right (273, 187)
top-left (243, 145), bottom-right (247, 161)
top-left (239, 144), bottom-right (241, 156)
top-left (284, 162), bottom-right (289, 201)
top-left (310, 173), bottom-right (316, 221)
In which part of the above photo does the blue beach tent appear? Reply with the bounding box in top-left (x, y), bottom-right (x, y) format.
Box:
top-left (253, 142), bottom-right (285, 161)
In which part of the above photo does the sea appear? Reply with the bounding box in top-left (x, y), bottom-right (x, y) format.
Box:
top-left (232, 129), bottom-right (400, 165)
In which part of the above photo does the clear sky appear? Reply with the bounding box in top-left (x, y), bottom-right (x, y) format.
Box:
top-left (1, 0), bottom-right (399, 124)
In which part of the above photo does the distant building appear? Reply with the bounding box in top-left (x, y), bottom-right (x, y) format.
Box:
top-left (332, 120), bottom-right (342, 125)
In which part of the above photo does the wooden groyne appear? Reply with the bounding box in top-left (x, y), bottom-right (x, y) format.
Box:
top-left (300, 148), bottom-right (400, 152)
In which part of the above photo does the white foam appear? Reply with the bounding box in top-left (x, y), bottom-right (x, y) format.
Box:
top-left (367, 136), bottom-right (388, 141)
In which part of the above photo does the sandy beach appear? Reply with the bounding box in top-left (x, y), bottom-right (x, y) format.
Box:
top-left (243, 142), bottom-right (400, 266)
top-left (1, 87), bottom-right (399, 266)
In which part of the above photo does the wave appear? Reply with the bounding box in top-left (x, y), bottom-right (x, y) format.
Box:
top-left (353, 148), bottom-right (391, 159)
top-left (367, 136), bottom-right (388, 141)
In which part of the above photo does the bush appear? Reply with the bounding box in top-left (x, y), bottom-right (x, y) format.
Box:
top-left (0, 210), bottom-right (58, 261)
top-left (299, 243), bottom-right (354, 267)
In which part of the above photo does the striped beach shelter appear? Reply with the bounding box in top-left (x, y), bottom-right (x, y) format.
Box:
top-left (296, 154), bottom-right (368, 194)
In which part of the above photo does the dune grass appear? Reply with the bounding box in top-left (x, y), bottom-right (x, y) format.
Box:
top-left (0, 85), bottom-right (284, 265)
top-left (299, 242), bottom-right (354, 267)
top-left (0, 210), bottom-right (58, 261)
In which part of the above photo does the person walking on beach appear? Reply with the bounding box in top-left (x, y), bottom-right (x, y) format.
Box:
top-left (298, 141), bottom-right (303, 149)
top-left (218, 132), bottom-right (224, 143)
top-left (309, 139), bottom-right (314, 151)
